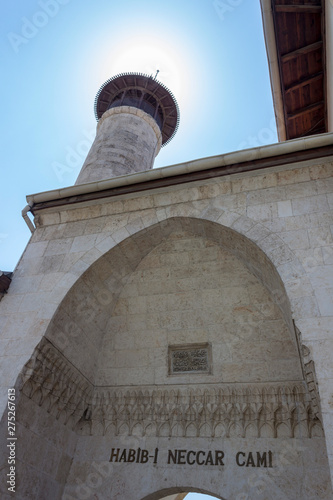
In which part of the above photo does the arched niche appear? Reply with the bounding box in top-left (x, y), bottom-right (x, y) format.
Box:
top-left (43, 216), bottom-right (298, 383)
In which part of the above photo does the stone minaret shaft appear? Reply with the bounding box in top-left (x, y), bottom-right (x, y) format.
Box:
top-left (75, 73), bottom-right (179, 185)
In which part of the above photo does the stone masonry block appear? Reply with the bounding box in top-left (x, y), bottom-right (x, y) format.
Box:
top-left (279, 229), bottom-right (310, 250)
top-left (278, 200), bottom-right (293, 217)
top-left (292, 195), bottom-right (329, 215)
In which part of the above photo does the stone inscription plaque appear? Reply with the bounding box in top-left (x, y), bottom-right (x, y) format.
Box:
top-left (169, 344), bottom-right (211, 374)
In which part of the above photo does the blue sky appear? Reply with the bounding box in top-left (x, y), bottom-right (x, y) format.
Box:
top-left (186, 494), bottom-right (218, 499)
top-left (0, 0), bottom-right (277, 271)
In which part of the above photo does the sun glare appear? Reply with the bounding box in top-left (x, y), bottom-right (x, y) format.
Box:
top-left (104, 38), bottom-right (185, 101)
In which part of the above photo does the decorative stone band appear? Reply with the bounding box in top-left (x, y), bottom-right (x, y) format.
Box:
top-left (19, 338), bottom-right (323, 439)
top-left (19, 338), bottom-right (93, 429)
top-left (88, 384), bottom-right (323, 439)
top-left (295, 326), bottom-right (322, 420)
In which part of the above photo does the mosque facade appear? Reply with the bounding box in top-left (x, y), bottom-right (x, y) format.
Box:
top-left (0, 1), bottom-right (333, 499)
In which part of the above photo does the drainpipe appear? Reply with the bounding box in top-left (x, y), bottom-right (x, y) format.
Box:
top-left (22, 204), bottom-right (35, 233)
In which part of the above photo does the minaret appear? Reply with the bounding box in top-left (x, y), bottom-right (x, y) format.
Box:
top-left (75, 72), bottom-right (179, 185)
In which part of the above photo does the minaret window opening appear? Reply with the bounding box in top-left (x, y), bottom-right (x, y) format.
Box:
top-left (107, 88), bottom-right (164, 130)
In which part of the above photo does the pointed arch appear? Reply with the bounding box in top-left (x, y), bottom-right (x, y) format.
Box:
top-left (44, 216), bottom-right (303, 382)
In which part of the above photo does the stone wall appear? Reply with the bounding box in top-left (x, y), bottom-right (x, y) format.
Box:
top-left (62, 435), bottom-right (332, 499)
top-left (96, 230), bottom-right (301, 386)
top-left (0, 391), bottom-right (78, 499)
top-left (0, 156), bottom-right (332, 498)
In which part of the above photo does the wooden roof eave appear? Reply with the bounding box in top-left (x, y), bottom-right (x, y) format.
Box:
top-left (260, 0), bottom-right (287, 141)
top-left (260, 0), bottom-right (328, 140)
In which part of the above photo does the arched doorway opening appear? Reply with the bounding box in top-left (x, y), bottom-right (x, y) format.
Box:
top-left (141, 489), bottom-right (223, 500)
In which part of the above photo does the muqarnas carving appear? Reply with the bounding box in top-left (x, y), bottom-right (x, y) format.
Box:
top-left (19, 338), bottom-right (324, 439)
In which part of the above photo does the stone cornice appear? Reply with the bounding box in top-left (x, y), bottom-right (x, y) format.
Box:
top-left (26, 133), bottom-right (333, 213)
